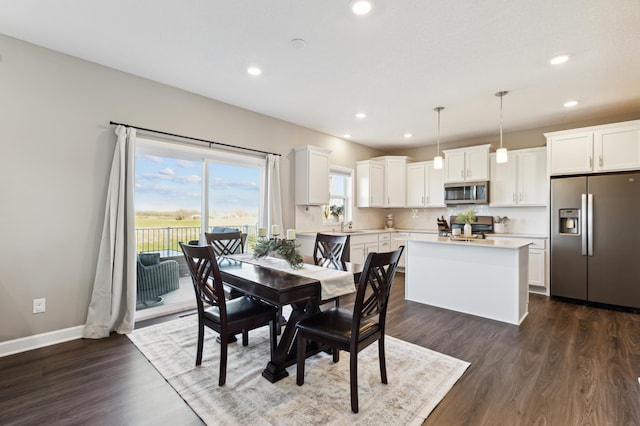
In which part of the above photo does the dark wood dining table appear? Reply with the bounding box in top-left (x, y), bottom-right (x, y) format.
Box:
top-left (217, 255), bottom-right (362, 383)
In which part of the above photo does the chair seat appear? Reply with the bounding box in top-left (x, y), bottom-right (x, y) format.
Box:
top-left (204, 296), bottom-right (277, 324)
top-left (296, 307), bottom-right (380, 345)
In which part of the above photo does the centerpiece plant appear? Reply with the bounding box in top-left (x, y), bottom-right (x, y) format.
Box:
top-left (456, 209), bottom-right (476, 224)
top-left (253, 237), bottom-right (304, 269)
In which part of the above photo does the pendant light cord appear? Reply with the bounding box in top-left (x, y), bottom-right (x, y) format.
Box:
top-left (434, 106), bottom-right (444, 155)
top-left (495, 91), bottom-right (508, 149)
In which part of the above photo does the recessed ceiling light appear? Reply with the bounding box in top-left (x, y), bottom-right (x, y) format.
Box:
top-left (350, 0), bottom-right (374, 15)
top-left (549, 54), bottom-right (570, 65)
top-left (355, 112), bottom-right (366, 119)
top-left (290, 38), bottom-right (306, 49)
top-left (344, 133), bottom-right (352, 138)
top-left (247, 66), bottom-right (262, 76)
top-left (563, 100), bottom-right (578, 108)
top-left (403, 133), bottom-right (412, 139)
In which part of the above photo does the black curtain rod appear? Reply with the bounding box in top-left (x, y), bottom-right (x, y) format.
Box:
top-left (109, 121), bottom-right (281, 157)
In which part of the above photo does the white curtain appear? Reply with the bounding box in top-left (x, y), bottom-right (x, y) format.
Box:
top-left (83, 125), bottom-right (137, 338)
top-left (262, 154), bottom-right (283, 233)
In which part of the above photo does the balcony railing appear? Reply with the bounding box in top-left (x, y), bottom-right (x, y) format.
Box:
top-left (136, 225), bottom-right (258, 253)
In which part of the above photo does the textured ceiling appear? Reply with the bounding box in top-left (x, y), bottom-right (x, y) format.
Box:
top-left (1, 0), bottom-right (639, 149)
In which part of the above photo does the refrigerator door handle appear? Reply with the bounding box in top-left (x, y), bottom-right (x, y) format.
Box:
top-left (587, 193), bottom-right (594, 256)
top-left (581, 194), bottom-right (587, 256)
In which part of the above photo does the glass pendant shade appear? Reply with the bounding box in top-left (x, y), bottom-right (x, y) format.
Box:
top-left (433, 155), bottom-right (443, 169)
top-left (496, 147), bottom-right (508, 163)
top-left (495, 91), bottom-right (509, 164)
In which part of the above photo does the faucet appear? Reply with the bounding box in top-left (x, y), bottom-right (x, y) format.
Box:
top-left (340, 221), bottom-right (352, 232)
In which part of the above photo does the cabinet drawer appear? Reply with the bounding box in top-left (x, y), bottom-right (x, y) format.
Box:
top-left (527, 239), bottom-right (546, 250)
top-left (350, 234), bottom-right (379, 245)
top-left (378, 233), bottom-right (391, 242)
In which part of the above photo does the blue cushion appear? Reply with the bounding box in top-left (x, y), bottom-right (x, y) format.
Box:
top-left (211, 226), bottom-right (240, 233)
top-left (139, 252), bottom-right (160, 266)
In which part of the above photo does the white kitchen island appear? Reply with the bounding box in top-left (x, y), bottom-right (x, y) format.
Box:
top-left (405, 235), bottom-right (530, 325)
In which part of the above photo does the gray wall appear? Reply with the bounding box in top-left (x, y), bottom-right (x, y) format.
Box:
top-left (0, 35), bottom-right (382, 342)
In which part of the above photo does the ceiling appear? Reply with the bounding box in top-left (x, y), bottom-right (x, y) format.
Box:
top-left (1, 0), bottom-right (639, 150)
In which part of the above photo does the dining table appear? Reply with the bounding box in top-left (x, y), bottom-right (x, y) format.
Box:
top-left (218, 254), bottom-right (362, 383)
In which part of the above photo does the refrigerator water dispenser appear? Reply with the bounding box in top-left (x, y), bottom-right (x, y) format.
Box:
top-left (559, 209), bottom-right (580, 234)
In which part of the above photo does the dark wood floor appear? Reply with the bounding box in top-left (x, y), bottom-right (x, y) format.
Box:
top-left (2, 274), bottom-right (640, 425)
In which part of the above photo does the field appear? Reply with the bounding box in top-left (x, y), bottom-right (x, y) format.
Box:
top-left (135, 212), bottom-right (259, 252)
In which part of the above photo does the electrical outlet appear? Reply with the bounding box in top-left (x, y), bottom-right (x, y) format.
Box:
top-left (33, 298), bottom-right (46, 314)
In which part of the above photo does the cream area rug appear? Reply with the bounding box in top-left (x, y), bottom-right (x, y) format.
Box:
top-left (128, 315), bottom-right (469, 425)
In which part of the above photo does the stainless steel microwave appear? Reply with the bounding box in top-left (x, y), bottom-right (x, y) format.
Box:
top-left (444, 181), bottom-right (489, 205)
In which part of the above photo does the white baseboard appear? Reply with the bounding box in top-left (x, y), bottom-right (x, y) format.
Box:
top-left (0, 325), bottom-right (85, 358)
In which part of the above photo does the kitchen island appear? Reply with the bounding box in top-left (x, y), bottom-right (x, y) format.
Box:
top-left (405, 235), bottom-right (531, 325)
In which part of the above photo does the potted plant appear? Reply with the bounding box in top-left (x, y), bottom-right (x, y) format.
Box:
top-left (456, 209), bottom-right (476, 236)
top-left (329, 205), bottom-right (344, 221)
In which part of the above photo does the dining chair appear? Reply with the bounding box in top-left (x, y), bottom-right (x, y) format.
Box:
top-left (313, 233), bottom-right (348, 307)
top-left (180, 242), bottom-right (278, 386)
top-left (313, 233), bottom-right (348, 270)
top-left (204, 231), bottom-right (245, 256)
top-left (295, 246), bottom-right (404, 413)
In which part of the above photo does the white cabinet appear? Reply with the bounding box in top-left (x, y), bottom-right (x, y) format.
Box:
top-left (443, 144), bottom-right (490, 183)
top-left (406, 161), bottom-right (445, 207)
top-left (546, 120), bottom-right (640, 175)
top-left (295, 145), bottom-right (331, 205)
top-left (356, 161), bottom-right (384, 207)
top-left (375, 156), bottom-right (409, 207)
top-left (349, 233), bottom-right (379, 265)
top-left (391, 232), bottom-right (410, 268)
top-left (489, 236), bottom-right (547, 293)
top-left (378, 232), bottom-right (391, 252)
top-left (490, 147), bottom-right (547, 206)
top-left (357, 156), bottom-right (409, 207)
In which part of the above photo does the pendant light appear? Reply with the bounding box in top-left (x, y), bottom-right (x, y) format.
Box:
top-left (433, 107), bottom-right (444, 169)
top-left (495, 91), bottom-right (509, 163)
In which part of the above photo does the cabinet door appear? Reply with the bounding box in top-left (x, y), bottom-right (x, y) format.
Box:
top-left (385, 158), bottom-right (407, 207)
top-left (466, 148), bottom-right (489, 181)
top-left (365, 242), bottom-right (379, 258)
top-left (307, 150), bottom-right (330, 204)
top-left (518, 149), bottom-right (547, 206)
top-left (406, 163), bottom-right (426, 207)
top-left (490, 154), bottom-right (517, 206)
top-left (349, 243), bottom-right (366, 264)
top-left (356, 162), bottom-right (384, 207)
top-left (528, 249), bottom-right (544, 287)
top-left (444, 151), bottom-right (466, 182)
top-left (370, 163), bottom-right (385, 206)
top-left (548, 132), bottom-right (593, 175)
top-left (595, 125), bottom-right (640, 172)
top-left (425, 162), bottom-right (445, 207)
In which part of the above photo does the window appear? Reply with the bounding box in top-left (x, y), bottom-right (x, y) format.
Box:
top-left (323, 166), bottom-right (353, 223)
top-left (135, 138), bottom-right (264, 253)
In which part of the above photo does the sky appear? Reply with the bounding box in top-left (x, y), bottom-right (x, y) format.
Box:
top-left (135, 154), bottom-right (260, 215)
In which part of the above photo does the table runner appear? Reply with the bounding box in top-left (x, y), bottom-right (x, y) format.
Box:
top-left (226, 253), bottom-right (356, 300)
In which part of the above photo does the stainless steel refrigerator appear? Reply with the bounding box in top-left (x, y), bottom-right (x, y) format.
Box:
top-left (551, 172), bottom-right (640, 308)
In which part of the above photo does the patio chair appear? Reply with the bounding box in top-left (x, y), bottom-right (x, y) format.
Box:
top-left (136, 252), bottom-right (180, 308)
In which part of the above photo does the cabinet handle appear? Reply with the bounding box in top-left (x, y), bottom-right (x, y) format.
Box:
top-left (467, 169), bottom-right (471, 177)
top-left (599, 155), bottom-right (603, 167)
top-left (460, 170), bottom-right (464, 178)
top-left (421, 195), bottom-right (424, 204)
top-left (589, 156), bottom-right (593, 168)
top-left (387, 196), bottom-right (390, 205)
top-left (513, 193), bottom-right (516, 202)
top-left (427, 195), bottom-right (430, 204)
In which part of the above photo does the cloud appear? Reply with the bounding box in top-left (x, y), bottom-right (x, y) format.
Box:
top-left (159, 168), bottom-right (174, 176)
top-left (176, 159), bottom-right (197, 169)
top-left (210, 177), bottom-right (259, 191)
top-left (137, 154), bottom-right (163, 164)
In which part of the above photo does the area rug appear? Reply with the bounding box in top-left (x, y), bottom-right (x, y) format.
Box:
top-left (128, 315), bottom-right (469, 425)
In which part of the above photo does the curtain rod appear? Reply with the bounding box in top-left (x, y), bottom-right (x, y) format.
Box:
top-left (109, 121), bottom-right (281, 157)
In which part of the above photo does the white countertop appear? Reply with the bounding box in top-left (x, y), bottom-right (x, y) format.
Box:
top-left (407, 234), bottom-right (531, 249)
top-left (297, 229), bottom-right (547, 239)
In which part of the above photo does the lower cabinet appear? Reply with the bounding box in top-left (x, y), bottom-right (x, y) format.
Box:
top-left (391, 232), bottom-right (410, 268)
top-left (350, 234), bottom-right (379, 264)
top-left (489, 236), bottom-right (547, 293)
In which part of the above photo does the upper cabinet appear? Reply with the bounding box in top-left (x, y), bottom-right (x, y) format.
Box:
top-left (356, 160), bottom-right (384, 207)
top-left (443, 144), bottom-right (490, 183)
top-left (546, 120), bottom-right (640, 175)
top-left (295, 145), bottom-right (331, 205)
top-left (357, 156), bottom-right (409, 207)
top-left (406, 161), bottom-right (445, 207)
top-left (490, 147), bottom-right (547, 206)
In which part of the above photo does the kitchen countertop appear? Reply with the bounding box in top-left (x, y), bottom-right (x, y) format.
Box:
top-left (297, 229), bottom-right (547, 239)
top-left (407, 234), bottom-right (531, 249)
